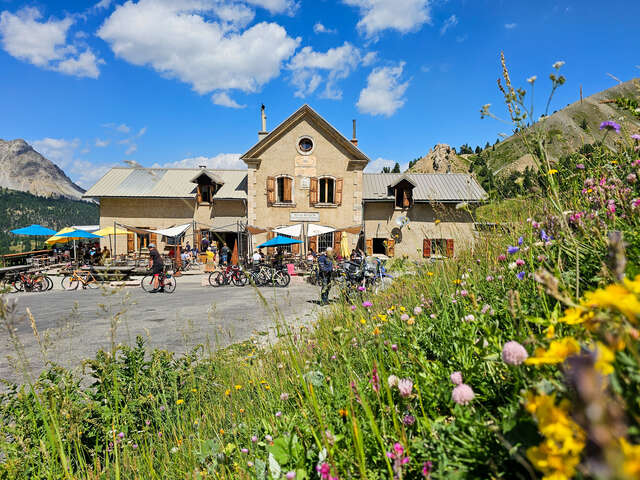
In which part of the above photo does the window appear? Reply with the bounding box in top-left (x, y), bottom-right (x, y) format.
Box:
top-left (197, 183), bottom-right (220, 204)
top-left (298, 137), bottom-right (313, 153)
top-left (372, 238), bottom-right (387, 254)
top-left (431, 239), bottom-right (447, 256)
top-left (276, 176), bottom-right (293, 203)
top-left (319, 177), bottom-right (335, 204)
top-left (395, 187), bottom-right (413, 208)
top-left (317, 232), bottom-right (334, 252)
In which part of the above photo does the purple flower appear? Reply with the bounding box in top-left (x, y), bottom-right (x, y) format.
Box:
top-left (132, 443), bottom-right (138, 449)
top-left (357, 285), bottom-right (365, 291)
top-left (286, 472), bottom-right (296, 479)
top-left (350, 305), bottom-right (356, 311)
top-left (280, 392), bottom-right (290, 401)
top-left (576, 163), bottom-right (585, 169)
top-left (515, 258), bottom-right (525, 266)
top-left (265, 434), bottom-right (273, 442)
top-left (401, 313), bottom-right (410, 321)
top-left (502, 341), bottom-right (529, 365)
top-left (507, 246), bottom-right (519, 255)
top-left (241, 448), bottom-right (249, 453)
top-left (275, 411), bottom-right (282, 417)
top-left (497, 254), bottom-right (507, 261)
top-left (398, 378), bottom-right (413, 397)
top-left (370, 366), bottom-right (380, 393)
top-left (486, 275), bottom-right (494, 282)
top-left (540, 229), bottom-right (551, 242)
top-left (460, 289), bottom-right (468, 297)
top-left (362, 301), bottom-right (373, 308)
top-left (450, 371), bottom-right (463, 385)
top-left (422, 461), bottom-right (433, 477)
top-left (402, 414), bottom-right (416, 426)
top-left (414, 306), bottom-right (422, 315)
top-left (251, 435), bottom-right (258, 443)
top-left (516, 271), bottom-right (526, 280)
top-left (391, 343), bottom-right (398, 352)
top-left (118, 432), bottom-right (125, 440)
top-left (518, 236), bottom-right (524, 245)
top-left (600, 120), bottom-right (621, 133)
top-left (388, 374), bottom-right (399, 388)
top-left (452, 384), bottom-right (475, 405)
top-left (632, 134), bottom-right (640, 141)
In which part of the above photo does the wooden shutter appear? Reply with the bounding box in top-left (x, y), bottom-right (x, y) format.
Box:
top-left (446, 239), bottom-right (454, 258)
top-left (196, 231), bottom-right (202, 251)
top-left (150, 233), bottom-right (158, 247)
top-left (127, 233), bottom-right (134, 253)
top-left (196, 185), bottom-right (202, 203)
top-left (267, 176), bottom-right (275, 206)
top-left (309, 177), bottom-right (318, 206)
top-left (308, 236), bottom-right (317, 254)
top-left (423, 238), bottom-right (431, 258)
top-left (292, 241), bottom-right (300, 255)
top-left (365, 238), bottom-right (373, 256)
top-left (267, 231), bottom-right (274, 256)
top-left (335, 178), bottom-right (343, 205)
top-left (333, 231), bottom-right (342, 253)
top-left (387, 239), bottom-right (395, 257)
top-left (402, 189), bottom-right (410, 208)
top-left (283, 177), bottom-right (292, 203)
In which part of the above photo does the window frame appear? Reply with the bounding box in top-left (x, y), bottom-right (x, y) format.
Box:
top-left (318, 176), bottom-right (336, 205)
top-left (430, 239), bottom-right (448, 257)
top-left (317, 232), bottom-right (334, 252)
top-left (275, 175), bottom-right (294, 204)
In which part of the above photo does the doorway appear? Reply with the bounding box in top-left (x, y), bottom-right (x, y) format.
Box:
top-left (372, 237), bottom-right (386, 255)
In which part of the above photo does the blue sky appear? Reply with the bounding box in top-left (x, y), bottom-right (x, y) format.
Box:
top-left (0, 0), bottom-right (638, 188)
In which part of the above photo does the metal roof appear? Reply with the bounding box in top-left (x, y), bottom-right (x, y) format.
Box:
top-left (83, 168), bottom-right (248, 199)
top-left (363, 173), bottom-right (487, 202)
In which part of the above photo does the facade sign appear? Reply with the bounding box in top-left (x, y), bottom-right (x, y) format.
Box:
top-left (300, 176), bottom-right (310, 189)
top-left (290, 212), bottom-right (320, 222)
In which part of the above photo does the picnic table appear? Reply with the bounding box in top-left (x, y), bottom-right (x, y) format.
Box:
top-left (0, 264), bottom-right (30, 280)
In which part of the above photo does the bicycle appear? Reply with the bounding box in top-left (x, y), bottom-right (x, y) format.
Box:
top-left (209, 264), bottom-right (248, 287)
top-left (140, 270), bottom-right (176, 293)
top-left (10, 270), bottom-right (52, 292)
top-left (247, 264), bottom-right (290, 288)
top-left (61, 269), bottom-right (100, 290)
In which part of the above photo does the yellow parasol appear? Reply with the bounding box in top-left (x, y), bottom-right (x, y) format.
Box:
top-left (340, 232), bottom-right (350, 258)
top-left (45, 227), bottom-right (77, 245)
top-left (93, 226), bottom-right (127, 236)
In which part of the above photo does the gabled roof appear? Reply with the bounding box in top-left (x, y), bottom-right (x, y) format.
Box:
top-left (389, 175), bottom-right (417, 188)
top-left (190, 170), bottom-right (225, 185)
top-left (83, 168), bottom-right (247, 199)
top-left (240, 104), bottom-right (369, 165)
top-left (363, 173), bottom-right (487, 202)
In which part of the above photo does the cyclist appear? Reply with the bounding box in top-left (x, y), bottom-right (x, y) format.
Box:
top-left (148, 243), bottom-right (165, 293)
top-left (318, 247), bottom-right (334, 305)
top-left (220, 242), bottom-right (231, 266)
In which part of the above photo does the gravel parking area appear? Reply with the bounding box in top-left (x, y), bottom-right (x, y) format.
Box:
top-left (1, 273), bottom-right (324, 387)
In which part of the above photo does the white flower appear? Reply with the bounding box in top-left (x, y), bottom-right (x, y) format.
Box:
top-left (527, 75), bottom-right (537, 83)
top-left (508, 262), bottom-right (517, 270)
top-left (463, 314), bottom-right (475, 322)
top-left (388, 375), bottom-right (399, 388)
top-left (552, 61), bottom-right (565, 69)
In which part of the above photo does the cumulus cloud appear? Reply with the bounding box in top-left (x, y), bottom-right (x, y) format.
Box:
top-left (98, 0), bottom-right (300, 97)
top-left (313, 22), bottom-right (336, 34)
top-left (137, 127), bottom-right (147, 137)
top-left (95, 138), bottom-right (110, 147)
top-left (125, 144), bottom-right (137, 155)
top-left (212, 91), bottom-right (246, 108)
top-left (288, 42), bottom-right (369, 99)
top-left (343, 0), bottom-right (431, 39)
top-left (357, 62), bottom-right (409, 116)
top-left (440, 14), bottom-right (458, 35)
top-left (31, 138), bottom-right (81, 168)
top-left (364, 157), bottom-right (406, 173)
top-left (0, 7), bottom-right (101, 78)
top-left (152, 153), bottom-right (246, 170)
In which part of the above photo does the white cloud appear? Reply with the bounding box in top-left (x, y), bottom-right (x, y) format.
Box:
top-left (137, 127), bottom-right (147, 137)
top-left (152, 153), bottom-right (246, 170)
top-left (288, 42), bottom-right (363, 99)
top-left (212, 92), bottom-right (247, 108)
top-left (0, 7), bottom-right (101, 78)
top-left (244, 0), bottom-right (298, 15)
top-left (95, 138), bottom-right (110, 147)
top-left (440, 14), bottom-right (457, 35)
top-left (93, 0), bottom-right (113, 10)
top-left (456, 34), bottom-right (467, 43)
top-left (313, 22), bottom-right (336, 34)
top-left (362, 51), bottom-right (377, 66)
top-left (364, 157), bottom-right (406, 173)
top-left (343, 0), bottom-right (431, 39)
top-left (420, 65), bottom-right (431, 72)
top-left (505, 23), bottom-right (517, 29)
top-left (116, 124), bottom-right (130, 133)
top-left (98, 1), bottom-right (300, 96)
top-left (31, 137), bottom-right (81, 168)
top-left (357, 62), bottom-right (409, 116)
top-left (125, 144), bottom-right (137, 155)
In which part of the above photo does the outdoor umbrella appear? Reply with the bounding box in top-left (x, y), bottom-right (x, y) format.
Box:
top-left (45, 227), bottom-right (77, 245)
top-left (56, 229), bottom-right (102, 262)
top-left (94, 226), bottom-right (127, 255)
top-left (11, 224), bottom-right (58, 251)
top-left (340, 232), bottom-right (350, 258)
top-left (257, 235), bottom-right (303, 248)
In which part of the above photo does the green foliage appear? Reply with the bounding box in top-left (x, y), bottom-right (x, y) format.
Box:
top-left (0, 188), bottom-right (98, 254)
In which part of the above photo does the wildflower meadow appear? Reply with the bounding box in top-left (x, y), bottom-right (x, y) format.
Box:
top-left (2, 63), bottom-right (640, 479)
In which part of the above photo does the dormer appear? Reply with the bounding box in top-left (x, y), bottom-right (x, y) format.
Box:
top-left (191, 169), bottom-right (224, 204)
top-left (388, 176), bottom-right (416, 209)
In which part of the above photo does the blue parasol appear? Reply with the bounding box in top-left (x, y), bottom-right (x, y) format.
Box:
top-left (257, 235), bottom-right (303, 248)
top-left (10, 224), bottom-right (57, 236)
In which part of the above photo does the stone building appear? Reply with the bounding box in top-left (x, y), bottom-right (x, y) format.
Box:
top-left (84, 105), bottom-right (487, 259)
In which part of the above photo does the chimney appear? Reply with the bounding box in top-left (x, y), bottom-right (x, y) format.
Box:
top-left (198, 164), bottom-right (206, 169)
top-left (258, 104), bottom-right (268, 140)
top-left (350, 119), bottom-right (358, 146)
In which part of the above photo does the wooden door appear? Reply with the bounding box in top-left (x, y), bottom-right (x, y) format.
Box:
top-left (365, 238), bottom-right (373, 256)
top-left (127, 233), bottom-right (134, 253)
top-left (333, 231), bottom-right (342, 254)
top-left (387, 239), bottom-right (395, 257)
top-left (423, 238), bottom-right (431, 258)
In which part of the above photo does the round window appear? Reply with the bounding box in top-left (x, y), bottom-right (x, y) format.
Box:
top-left (298, 137), bottom-right (313, 153)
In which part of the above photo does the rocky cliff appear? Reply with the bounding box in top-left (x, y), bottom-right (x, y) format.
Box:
top-left (408, 143), bottom-right (469, 174)
top-left (0, 139), bottom-right (85, 199)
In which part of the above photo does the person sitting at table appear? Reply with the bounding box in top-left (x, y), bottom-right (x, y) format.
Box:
top-left (101, 246), bottom-right (111, 263)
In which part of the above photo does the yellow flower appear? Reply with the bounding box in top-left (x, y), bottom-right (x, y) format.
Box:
top-left (372, 327), bottom-right (381, 335)
top-left (176, 399), bottom-right (184, 405)
top-left (435, 219), bottom-right (441, 225)
top-left (378, 314), bottom-right (388, 322)
top-left (427, 271), bottom-right (434, 276)
top-left (594, 342), bottom-right (615, 376)
top-left (558, 306), bottom-right (592, 325)
top-left (620, 437), bottom-right (640, 477)
top-left (234, 384), bottom-right (242, 390)
top-left (339, 408), bottom-right (348, 417)
top-left (623, 274), bottom-right (640, 295)
top-left (219, 428), bottom-right (224, 435)
top-left (587, 188), bottom-right (593, 193)
top-left (264, 385), bottom-right (270, 390)
top-left (191, 388), bottom-right (197, 393)
top-left (545, 324), bottom-right (555, 339)
top-left (225, 389), bottom-right (231, 396)
top-left (525, 337), bottom-right (580, 365)
top-left (360, 317), bottom-right (366, 325)
top-left (399, 306), bottom-right (406, 312)
top-left (407, 318), bottom-right (415, 326)
top-left (453, 279), bottom-right (462, 285)
top-left (548, 169), bottom-right (558, 174)
top-left (583, 283), bottom-right (640, 321)
top-left (239, 408), bottom-right (245, 413)
top-left (612, 160), bottom-right (618, 164)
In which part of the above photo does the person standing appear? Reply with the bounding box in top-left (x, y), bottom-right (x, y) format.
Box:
top-left (148, 243), bottom-right (165, 293)
top-left (200, 236), bottom-right (210, 253)
top-left (220, 242), bottom-right (230, 266)
top-left (318, 247), bottom-right (334, 305)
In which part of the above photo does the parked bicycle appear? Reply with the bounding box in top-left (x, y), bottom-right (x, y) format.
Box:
top-left (140, 270), bottom-right (176, 293)
top-left (5, 270), bottom-right (52, 292)
top-left (61, 269), bottom-right (100, 290)
top-left (209, 264), bottom-right (248, 287)
top-left (247, 264), bottom-right (290, 287)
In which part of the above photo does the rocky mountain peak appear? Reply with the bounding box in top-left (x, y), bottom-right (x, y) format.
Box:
top-left (408, 143), bottom-right (468, 174)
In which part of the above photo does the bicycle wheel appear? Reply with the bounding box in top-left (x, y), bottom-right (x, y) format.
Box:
top-left (85, 274), bottom-right (100, 289)
top-left (274, 271), bottom-right (290, 288)
top-left (140, 275), bottom-right (156, 292)
top-left (232, 271), bottom-right (248, 286)
top-left (45, 275), bottom-right (53, 291)
top-left (61, 275), bottom-right (79, 290)
top-left (208, 271), bottom-right (222, 287)
top-left (163, 276), bottom-right (176, 293)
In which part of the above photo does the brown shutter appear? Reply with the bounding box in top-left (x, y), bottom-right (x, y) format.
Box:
top-left (402, 189), bottom-right (410, 208)
top-left (127, 233), bottom-right (134, 253)
top-left (333, 231), bottom-right (342, 253)
top-left (196, 231), bottom-right (202, 250)
top-left (365, 238), bottom-right (373, 255)
top-left (446, 239), bottom-right (454, 258)
top-left (150, 233), bottom-right (158, 246)
top-left (292, 241), bottom-right (300, 255)
top-left (267, 176), bottom-right (275, 206)
top-left (267, 231), bottom-right (274, 256)
top-left (308, 236), bottom-right (317, 254)
top-left (283, 177), bottom-right (292, 203)
top-left (197, 185), bottom-right (202, 203)
top-left (309, 177), bottom-right (318, 206)
top-left (387, 239), bottom-right (395, 257)
top-left (335, 178), bottom-right (343, 205)
top-left (407, 189), bottom-right (413, 207)
top-left (423, 238), bottom-right (431, 258)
